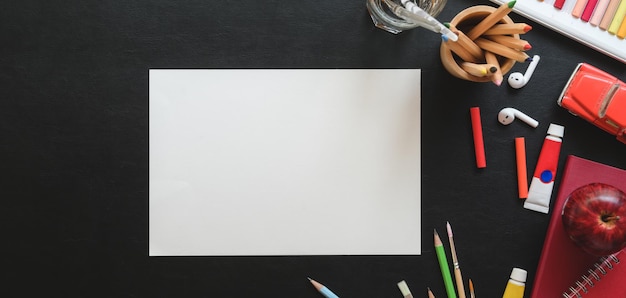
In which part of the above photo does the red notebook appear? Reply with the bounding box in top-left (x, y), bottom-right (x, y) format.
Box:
top-left (530, 155), bottom-right (626, 298)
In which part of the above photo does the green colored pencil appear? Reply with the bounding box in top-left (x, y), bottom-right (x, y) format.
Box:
top-left (434, 229), bottom-right (457, 298)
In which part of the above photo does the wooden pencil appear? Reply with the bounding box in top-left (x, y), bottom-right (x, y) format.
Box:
top-left (475, 37), bottom-right (531, 63)
top-left (461, 62), bottom-right (497, 77)
top-left (447, 222), bottom-right (466, 298)
top-left (484, 35), bottom-right (532, 51)
top-left (466, 0), bottom-right (517, 40)
top-left (428, 287), bottom-right (435, 298)
top-left (484, 51), bottom-right (503, 86)
top-left (483, 23), bottom-right (532, 35)
top-left (445, 23), bottom-right (484, 61)
top-left (442, 38), bottom-right (481, 63)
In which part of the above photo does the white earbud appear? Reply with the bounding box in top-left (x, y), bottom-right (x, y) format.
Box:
top-left (498, 108), bottom-right (539, 128)
top-left (508, 55), bottom-right (541, 89)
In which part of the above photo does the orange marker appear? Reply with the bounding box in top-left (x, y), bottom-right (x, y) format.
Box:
top-left (515, 137), bottom-right (528, 199)
top-left (470, 107), bottom-right (486, 168)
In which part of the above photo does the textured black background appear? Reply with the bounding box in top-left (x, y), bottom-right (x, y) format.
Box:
top-left (2, 0), bottom-right (625, 297)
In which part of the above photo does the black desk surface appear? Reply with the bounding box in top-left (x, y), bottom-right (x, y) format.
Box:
top-left (4, 0), bottom-right (625, 297)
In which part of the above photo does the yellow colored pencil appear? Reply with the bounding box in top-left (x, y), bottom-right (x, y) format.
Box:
top-left (461, 62), bottom-right (497, 77)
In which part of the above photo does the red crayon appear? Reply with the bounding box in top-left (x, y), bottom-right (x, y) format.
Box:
top-left (581, 0), bottom-right (599, 21)
top-left (470, 107), bottom-right (486, 168)
top-left (554, 0), bottom-right (566, 9)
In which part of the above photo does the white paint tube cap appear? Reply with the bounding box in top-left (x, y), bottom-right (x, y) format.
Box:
top-left (547, 123), bottom-right (565, 138)
top-left (510, 268), bottom-right (528, 283)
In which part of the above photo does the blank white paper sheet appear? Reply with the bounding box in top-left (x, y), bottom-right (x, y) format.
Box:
top-left (149, 69), bottom-right (421, 256)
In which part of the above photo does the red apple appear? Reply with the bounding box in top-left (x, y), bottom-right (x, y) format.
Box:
top-left (562, 183), bottom-right (626, 256)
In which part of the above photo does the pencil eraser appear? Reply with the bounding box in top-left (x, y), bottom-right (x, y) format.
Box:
top-left (470, 107), bottom-right (486, 168)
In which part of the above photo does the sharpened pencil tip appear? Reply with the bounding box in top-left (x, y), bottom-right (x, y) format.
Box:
top-left (508, 0), bottom-right (516, 8)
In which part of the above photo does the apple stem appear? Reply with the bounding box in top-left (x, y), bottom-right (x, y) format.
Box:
top-left (601, 215), bottom-right (620, 222)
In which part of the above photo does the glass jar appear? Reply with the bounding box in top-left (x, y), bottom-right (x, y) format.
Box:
top-left (366, 0), bottom-right (448, 34)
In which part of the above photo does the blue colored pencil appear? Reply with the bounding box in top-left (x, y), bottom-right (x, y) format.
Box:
top-left (308, 277), bottom-right (340, 298)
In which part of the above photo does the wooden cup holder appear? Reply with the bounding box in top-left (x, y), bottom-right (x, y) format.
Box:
top-left (440, 5), bottom-right (519, 82)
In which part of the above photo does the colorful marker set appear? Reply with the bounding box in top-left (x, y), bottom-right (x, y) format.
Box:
top-left (489, 0), bottom-right (626, 63)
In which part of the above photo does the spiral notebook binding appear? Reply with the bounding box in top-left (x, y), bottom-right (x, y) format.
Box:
top-left (562, 253), bottom-right (621, 298)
